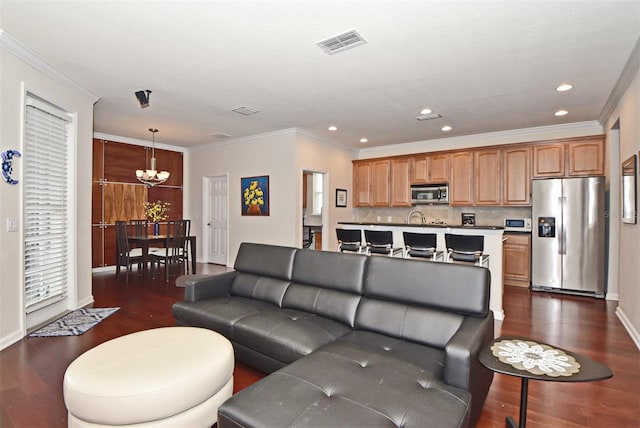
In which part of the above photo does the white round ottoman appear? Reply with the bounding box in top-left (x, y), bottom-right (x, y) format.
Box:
top-left (63, 327), bottom-right (234, 428)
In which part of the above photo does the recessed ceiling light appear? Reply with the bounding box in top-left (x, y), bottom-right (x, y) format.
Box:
top-left (328, 126), bottom-right (337, 131)
top-left (441, 126), bottom-right (452, 132)
top-left (555, 110), bottom-right (568, 116)
top-left (420, 108), bottom-right (432, 115)
top-left (556, 84), bottom-right (573, 92)
top-left (360, 138), bottom-right (368, 143)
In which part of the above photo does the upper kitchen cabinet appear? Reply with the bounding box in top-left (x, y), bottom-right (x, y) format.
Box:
top-left (390, 158), bottom-right (411, 207)
top-left (410, 153), bottom-right (449, 184)
top-left (503, 146), bottom-right (532, 206)
top-left (474, 148), bottom-right (502, 206)
top-left (353, 160), bottom-right (372, 207)
top-left (533, 143), bottom-right (565, 177)
top-left (567, 136), bottom-right (605, 176)
top-left (449, 151), bottom-right (474, 206)
top-left (371, 159), bottom-right (391, 206)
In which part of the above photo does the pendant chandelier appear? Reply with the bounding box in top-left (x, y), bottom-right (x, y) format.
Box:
top-left (136, 128), bottom-right (170, 186)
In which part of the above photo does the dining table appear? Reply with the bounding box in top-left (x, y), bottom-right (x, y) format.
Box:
top-left (127, 234), bottom-right (197, 277)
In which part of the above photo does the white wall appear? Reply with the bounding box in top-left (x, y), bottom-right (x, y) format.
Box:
top-left (187, 130), bottom-right (298, 265)
top-left (295, 132), bottom-right (356, 251)
top-left (604, 66), bottom-right (640, 348)
top-left (0, 33), bottom-right (96, 349)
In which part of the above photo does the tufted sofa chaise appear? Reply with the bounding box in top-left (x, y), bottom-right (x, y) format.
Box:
top-left (172, 242), bottom-right (495, 428)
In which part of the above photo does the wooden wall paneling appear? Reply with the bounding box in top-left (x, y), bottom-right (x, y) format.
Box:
top-left (154, 148), bottom-right (184, 187)
top-left (103, 225), bottom-right (117, 267)
top-left (148, 186), bottom-right (184, 220)
top-left (92, 139), bottom-right (104, 181)
top-left (103, 183), bottom-right (147, 224)
top-left (91, 226), bottom-right (103, 268)
top-left (103, 141), bottom-right (147, 184)
top-left (91, 182), bottom-right (103, 225)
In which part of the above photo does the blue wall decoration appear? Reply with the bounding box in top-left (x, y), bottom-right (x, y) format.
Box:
top-left (2, 150), bottom-right (22, 185)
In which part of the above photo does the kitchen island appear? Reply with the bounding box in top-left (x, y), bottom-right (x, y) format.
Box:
top-left (339, 222), bottom-right (505, 320)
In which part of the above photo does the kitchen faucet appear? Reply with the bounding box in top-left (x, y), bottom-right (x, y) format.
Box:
top-left (407, 209), bottom-right (426, 224)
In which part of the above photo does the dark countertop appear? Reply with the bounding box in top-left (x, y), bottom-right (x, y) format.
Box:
top-left (339, 221), bottom-right (504, 231)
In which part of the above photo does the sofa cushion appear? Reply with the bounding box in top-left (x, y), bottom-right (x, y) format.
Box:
top-left (172, 297), bottom-right (276, 337)
top-left (292, 249), bottom-right (366, 293)
top-left (282, 283), bottom-right (360, 327)
top-left (232, 308), bottom-right (351, 364)
top-left (364, 256), bottom-right (490, 316)
top-left (229, 273), bottom-right (291, 306)
top-left (234, 243), bottom-right (296, 281)
top-left (355, 297), bottom-right (465, 349)
top-left (218, 332), bottom-right (470, 428)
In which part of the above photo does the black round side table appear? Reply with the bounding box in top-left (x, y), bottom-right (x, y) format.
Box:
top-left (479, 335), bottom-right (613, 428)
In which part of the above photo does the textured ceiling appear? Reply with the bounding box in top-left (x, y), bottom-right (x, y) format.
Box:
top-left (1, 1), bottom-right (639, 149)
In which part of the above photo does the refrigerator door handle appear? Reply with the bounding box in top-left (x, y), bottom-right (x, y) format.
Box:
top-left (560, 196), bottom-right (567, 255)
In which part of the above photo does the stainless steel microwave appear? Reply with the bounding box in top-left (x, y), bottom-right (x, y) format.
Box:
top-left (504, 218), bottom-right (532, 232)
top-left (410, 184), bottom-right (449, 204)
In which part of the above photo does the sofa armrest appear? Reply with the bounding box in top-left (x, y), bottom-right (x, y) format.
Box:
top-left (178, 272), bottom-right (237, 302)
top-left (444, 312), bottom-right (494, 425)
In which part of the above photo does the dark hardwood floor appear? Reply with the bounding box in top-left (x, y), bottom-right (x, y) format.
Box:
top-left (1, 263), bottom-right (638, 427)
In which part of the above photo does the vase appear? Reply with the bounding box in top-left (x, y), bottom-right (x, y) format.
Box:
top-left (153, 222), bottom-right (160, 236)
top-left (247, 205), bottom-right (261, 215)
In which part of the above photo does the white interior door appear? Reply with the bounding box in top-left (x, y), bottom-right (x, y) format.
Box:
top-left (205, 175), bottom-right (228, 265)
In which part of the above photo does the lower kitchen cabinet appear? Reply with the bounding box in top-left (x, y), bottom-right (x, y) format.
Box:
top-left (503, 232), bottom-right (531, 288)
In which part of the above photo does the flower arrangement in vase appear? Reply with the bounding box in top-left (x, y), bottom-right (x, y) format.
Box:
top-left (243, 180), bottom-right (265, 215)
top-left (144, 200), bottom-right (170, 235)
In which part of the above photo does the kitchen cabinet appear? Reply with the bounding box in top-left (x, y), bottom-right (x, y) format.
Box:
top-left (567, 137), bottom-right (604, 176)
top-left (503, 232), bottom-right (531, 288)
top-left (391, 158), bottom-right (411, 207)
top-left (410, 153), bottom-right (449, 184)
top-left (503, 146), bottom-right (532, 205)
top-left (371, 159), bottom-right (391, 206)
top-left (533, 143), bottom-right (565, 177)
top-left (474, 149), bottom-right (502, 206)
top-left (449, 151), bottom-right (474, 206)
top-left (352, 161), bottom-right (372, 207)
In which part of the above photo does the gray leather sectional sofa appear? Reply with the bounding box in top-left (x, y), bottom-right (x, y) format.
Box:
top-left (172, 242), bottom-right (495, 427)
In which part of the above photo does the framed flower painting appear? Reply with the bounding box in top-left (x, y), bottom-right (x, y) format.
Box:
top-left (241, 175), bottom-right (270, 216)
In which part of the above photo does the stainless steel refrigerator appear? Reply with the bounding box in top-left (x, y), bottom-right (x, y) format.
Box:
top-left (531, 177), bottom-right (605, 297)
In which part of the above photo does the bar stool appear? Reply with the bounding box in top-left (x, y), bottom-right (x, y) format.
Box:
top-left (444, 233), bottom-right (489, 267)
top-left (402, 232), bottom-right (444, 261)
top-left (336, 228), bottom-right (365, 254)
top-left (364, 230), bottom-right (402, 257)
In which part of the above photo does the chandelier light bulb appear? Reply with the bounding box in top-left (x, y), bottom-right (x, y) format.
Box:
top-left (136, 128), bottom-right (170, 186)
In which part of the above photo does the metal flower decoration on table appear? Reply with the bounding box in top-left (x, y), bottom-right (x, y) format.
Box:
top-left (491, 339), bottom-right (581, 377)
top-left (143, 200), bottom-right (170, 222)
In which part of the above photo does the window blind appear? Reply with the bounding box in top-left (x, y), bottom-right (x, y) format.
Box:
top-left (24, 99), bottom-right (71, 313)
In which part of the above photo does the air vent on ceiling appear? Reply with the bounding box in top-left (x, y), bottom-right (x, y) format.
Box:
top-left (317, 29), bottom-right (367, 55)
top-left (232, 106), bottom-right (259, 115)
top-left (416, 113), bottom-right (442, 121)
top-left (210, 133), bottom-right (232, 139)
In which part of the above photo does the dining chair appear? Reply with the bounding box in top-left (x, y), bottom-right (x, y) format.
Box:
top-left (402, 232), bottom-right (443, 261)
top-left (129, 219), bottom-right (148, 237)
top-left (150, 220), bottom-right (188, 282)
top-left (180, 219), bottom-right (191, 273)
top-left (336, 228), bottom-right (365, 254)
top-left (115, 220), bottom-right (143, 282)
top-left (364, 230), bottom-right (402, 257)
top-left (444, 233), bottom-right (489, 267)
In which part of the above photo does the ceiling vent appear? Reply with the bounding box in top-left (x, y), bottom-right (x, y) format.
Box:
top-left (317, 29), bottom-right (367, 55)
top-left (232, 106), bottom-right (259, 115)
top-left (210, 132), bottom-right (232, 139)
top-left (416, 113), bottom-right (442, 121)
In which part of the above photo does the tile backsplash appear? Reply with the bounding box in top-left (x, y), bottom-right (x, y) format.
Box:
top-left (355, 206), bottom-right (532, 226)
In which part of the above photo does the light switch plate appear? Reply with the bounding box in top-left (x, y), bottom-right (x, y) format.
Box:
top-left (7, 218), bottom-right (19, 232)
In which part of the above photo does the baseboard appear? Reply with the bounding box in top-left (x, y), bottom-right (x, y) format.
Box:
top-left (616, 306), bottom-right (640, 351)
top-left (606, 292), bottom-right (619, 301)
top-left (77, 295), bottom-right (95, 309)
top-left (0, 329), bottom-right (25, 352)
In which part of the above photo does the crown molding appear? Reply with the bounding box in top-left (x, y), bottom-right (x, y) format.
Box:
top-left (0, 29), bottom-right (99, 102)
top-left (294, 128), bottom-right (358, 153)
top-left (190, 128), bottom-right (299, 152)
top-left (358, 121), bottom-right (603, 158)
top-left (599, 36), bottom-right (640, 125)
